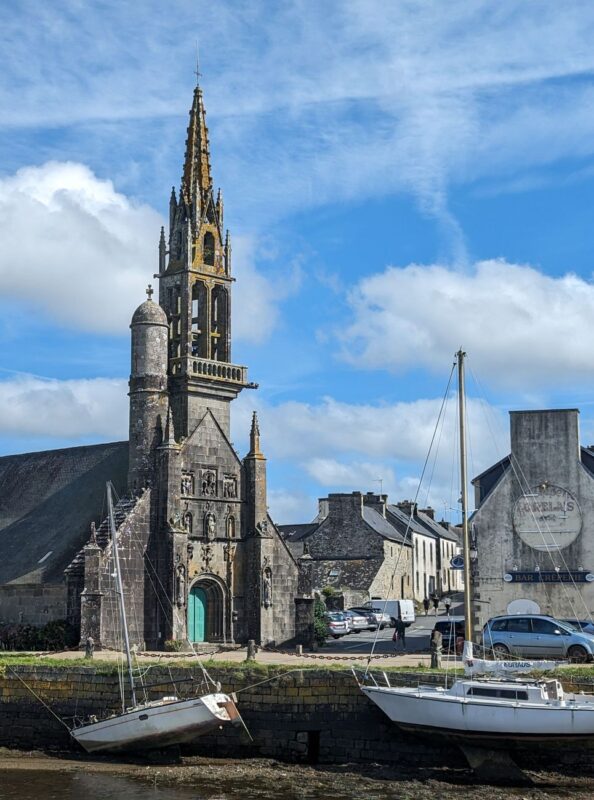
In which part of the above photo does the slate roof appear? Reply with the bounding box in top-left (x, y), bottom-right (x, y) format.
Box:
top-left (362, 506), bottom-right (411, 545)
top-left (277, 523), bottom-right (319, 542)
top-left (311, 558), bottom-right (381, 591)
top-left (0, 441), bottom-right (128, 585)
top-left (415, 510), bottom-right (460, 543)
top-left (386, 505), bottom-right (436, 542)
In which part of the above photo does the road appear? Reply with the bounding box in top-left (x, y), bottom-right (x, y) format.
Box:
top-left (322, 609), bottom-right (456, 655)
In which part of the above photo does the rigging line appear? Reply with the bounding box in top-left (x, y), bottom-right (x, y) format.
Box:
top-left (127, 533), bottom-right (215, 690)
top-left (423, 387), bottom-right (450, 508)
top-left (508, 453), bottom-right (593, 623)
top-left (6, 665), bottom-right (72, 732)
top-left (468, 366), bottom-right (593, 623)
top-left (364, 360), bottom-right (456, 676)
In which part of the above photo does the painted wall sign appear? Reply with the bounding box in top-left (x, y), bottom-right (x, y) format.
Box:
top-left (502, 571), bottom-right (591, 583)
top-left (512, 483), bottom-right (581, 551)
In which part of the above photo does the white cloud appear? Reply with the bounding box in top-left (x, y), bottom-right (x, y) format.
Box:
top-left (0, 162), bottom-right (160, 334)
top-left (0, 374), bottom-right (128, 439)
top-left (305, 458), bottom-right (396, 491)
top-left (267, 489), bottom-right (316, 526)
top-left (0, 161), bottom-right (292, 342)
top-left (4, 3), bottom-right (594, 237)
top-left (340, 259), bottom-right (594, 389)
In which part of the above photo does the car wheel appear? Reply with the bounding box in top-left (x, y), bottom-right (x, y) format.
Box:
top-left (568, 645), bottom-right (589, 663)
top-left (332, 634), bottom-right (340, 639)
top-left (492, 643), bottom-right (509, 658)
top-left (353, 630), bottom-right (361, 634)
top-left (379, 624), bottom-right (385, 630)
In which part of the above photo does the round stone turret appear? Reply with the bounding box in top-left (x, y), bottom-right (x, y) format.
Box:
top-left (128, 287), bottom-right (169, 492)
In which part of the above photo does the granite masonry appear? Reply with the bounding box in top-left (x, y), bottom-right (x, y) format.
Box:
top-left (0, 84), bottom-right (311, 650)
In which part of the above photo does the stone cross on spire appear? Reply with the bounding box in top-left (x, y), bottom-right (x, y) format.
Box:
top-left (146, 284), bottom-right (153, 300)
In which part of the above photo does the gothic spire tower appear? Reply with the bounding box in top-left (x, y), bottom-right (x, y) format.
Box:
top-left (157, 84), bottom-right (250, 438)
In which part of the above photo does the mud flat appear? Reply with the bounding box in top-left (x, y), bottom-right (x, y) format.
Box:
top-left (0, 749), bottom-right (592, 800)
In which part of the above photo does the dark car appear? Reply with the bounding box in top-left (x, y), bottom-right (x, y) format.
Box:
top-left (432, 616), bottom-right (464, 653)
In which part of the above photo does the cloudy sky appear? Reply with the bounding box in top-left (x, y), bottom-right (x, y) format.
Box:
top-left (3, 1), bottom-right (594, 522)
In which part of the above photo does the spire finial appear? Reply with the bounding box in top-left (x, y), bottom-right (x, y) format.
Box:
top-left (249, 411), bottom-right (263, 457)
top-left (146, 284), bottom-right (154, 300)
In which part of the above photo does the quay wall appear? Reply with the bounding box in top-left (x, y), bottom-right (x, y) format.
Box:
top-left (0, 664), bottom-right (592, 768)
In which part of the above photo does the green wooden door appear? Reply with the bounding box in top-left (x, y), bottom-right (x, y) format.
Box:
top-left (188, 586), bottom-right (207, 642)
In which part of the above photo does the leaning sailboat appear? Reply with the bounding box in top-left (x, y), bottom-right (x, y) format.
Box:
top-left (359, 350), bottom-right (594, 742)
top-left (71, 482), bottom-right (241, 753)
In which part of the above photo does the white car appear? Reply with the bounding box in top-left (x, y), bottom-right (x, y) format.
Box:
top-left (343, 610), bottom-right (369, 633)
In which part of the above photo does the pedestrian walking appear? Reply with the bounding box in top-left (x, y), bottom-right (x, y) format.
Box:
top-left (392, 616), bottom-right (406, 651)
top-left (444, 597), bottom-right (451, 616)
top-left (423, 596), bottom-right (430, 615)
top-left (432, 594), bottom-right (440, 615)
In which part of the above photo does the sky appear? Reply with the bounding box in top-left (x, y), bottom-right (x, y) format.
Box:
top-left (3, 1), bottom-right (594, 523)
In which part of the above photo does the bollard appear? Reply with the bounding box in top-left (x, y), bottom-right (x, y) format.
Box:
top-left (246, 639), bottom-right (257, 661)
top-left (295, 644), bottom-right (303, 656)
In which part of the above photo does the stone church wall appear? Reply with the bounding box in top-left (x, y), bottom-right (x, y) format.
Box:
top-left (98, 492), bottom-right (152, 649)
top-left (0, 585), bottom-right (66, 626)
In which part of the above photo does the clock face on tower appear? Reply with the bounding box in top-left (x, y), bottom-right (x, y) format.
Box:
top-left (512, 483), bottom-right (581, 551)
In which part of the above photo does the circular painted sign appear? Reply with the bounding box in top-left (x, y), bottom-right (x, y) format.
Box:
top-left (450, 554), bottom-right (464, 570)
top-left (512, 483), bottom-right (581, 552)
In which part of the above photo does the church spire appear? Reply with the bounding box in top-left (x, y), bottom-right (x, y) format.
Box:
top-left (181, 85), bottom-right (213, 210)
top-left (248, 411), bottom-right (264, 458)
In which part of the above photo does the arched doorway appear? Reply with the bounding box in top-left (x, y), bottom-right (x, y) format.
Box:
top-left (188, 577), bottom-right (225, 642)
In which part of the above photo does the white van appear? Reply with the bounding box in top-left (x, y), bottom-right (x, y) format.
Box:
top-left (365, 598), bottom-right (416, 627)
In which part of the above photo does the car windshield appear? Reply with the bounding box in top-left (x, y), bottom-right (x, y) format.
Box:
top-left (328, 613), bottom-right (346, 621)
top-left (561, 620), bottom-right (579, 631)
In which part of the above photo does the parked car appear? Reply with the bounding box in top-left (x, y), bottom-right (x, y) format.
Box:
top-left (432, 616), bottom-right (465, 653)
top-left (347, 608), bottom-right (378, 631)
top-left (562, 619), bottom-right (594, 635)
top-left (343, 610), bottom-right (369, 633)
top-left (349, 606), bottom-right (390, 630)
top-left (482, 614), bottom-right (594, 662)
top-left (325, 612), bottom-right (350, 639)
top-left (365, 599), bottom-right (416, 628)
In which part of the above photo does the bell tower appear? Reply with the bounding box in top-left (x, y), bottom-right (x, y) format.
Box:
top-left (157, 83), bottom-right (251, 438)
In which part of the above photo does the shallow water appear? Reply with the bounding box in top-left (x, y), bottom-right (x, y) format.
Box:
top-left (0, 771), bottom-right (196, 800)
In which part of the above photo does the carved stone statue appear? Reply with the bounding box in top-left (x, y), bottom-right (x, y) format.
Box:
top-left (169, 510), bottom-right (183, 531)
top-left (181, 474), bottom-right (193, 496)
top-left (204, 471), bottom-right (217, 496)
top-left (90, 521), bottom-right (97, 545)
top-left (255, 520), bottom-right (271, 537)
top-left (175, 565), bottom-right (186, 607)
top-left (262, 567), bottom-right (273, 609)
top-left (187, 542), bottom-right (194, 560)
top-left (183, 512), bottom-right (193, 534)
top-left (223, 476), bottom-right (237, 498)
top-left (205, 513), bottom-right (216, 541)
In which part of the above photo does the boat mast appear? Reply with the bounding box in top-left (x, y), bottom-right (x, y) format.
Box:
top-left (457, 350), bottom-right (473, 644)
top-left (107, 481), bottom-right (137, 708)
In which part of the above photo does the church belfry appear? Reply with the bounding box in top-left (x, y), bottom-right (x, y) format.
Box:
top-left (157, 84), bottom-right (250, 438)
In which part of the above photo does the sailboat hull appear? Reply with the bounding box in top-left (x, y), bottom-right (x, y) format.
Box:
top-left (362, 684), bottom-right (594, 741)
top-left (71, 692), bottom-right (238, 753)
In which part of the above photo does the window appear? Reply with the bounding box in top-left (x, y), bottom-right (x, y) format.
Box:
top-left (506, 617), bottom-right (531, 633)
top-left (490, 619), bottom-right (508, 632)
top-left (203, 232), bottom-right (215, 266)
top-left (415, 571), bottom-right (419, 591)
top-left (532, 618), bottom-right (561, 635)
top-left (467, 687), bottom-right (528, 700)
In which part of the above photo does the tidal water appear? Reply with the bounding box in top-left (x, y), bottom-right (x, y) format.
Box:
top-left (0, 771), bottom-right (198, 800)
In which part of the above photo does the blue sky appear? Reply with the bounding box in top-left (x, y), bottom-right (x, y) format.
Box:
top-left (3, 1), bottom-right (594, 522)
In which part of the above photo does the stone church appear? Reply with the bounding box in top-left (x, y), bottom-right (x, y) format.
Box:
top-left (0, 84), bottom-right (308, 650)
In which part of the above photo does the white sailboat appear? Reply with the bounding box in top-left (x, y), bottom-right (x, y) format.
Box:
top-left (359, 350), bottom-right (594, 743)
top-left (71, 482), bottom-right (241, 753)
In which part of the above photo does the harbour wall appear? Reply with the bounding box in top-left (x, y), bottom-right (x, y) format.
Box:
top-left (0, 664), bottom-right (592, 768)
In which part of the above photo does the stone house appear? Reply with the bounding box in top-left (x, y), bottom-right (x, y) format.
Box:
top-left (280, 492), bottom-right (414, 608)
top-left (0, 83), bottom-right (310, 649)
top-left (471, 408), bottom-right (594, 628)
top-left (390, 502), bottom-right (462, 599)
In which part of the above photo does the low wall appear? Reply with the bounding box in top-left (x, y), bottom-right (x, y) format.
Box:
top-left (0, 664), bottom-right (592, 769)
